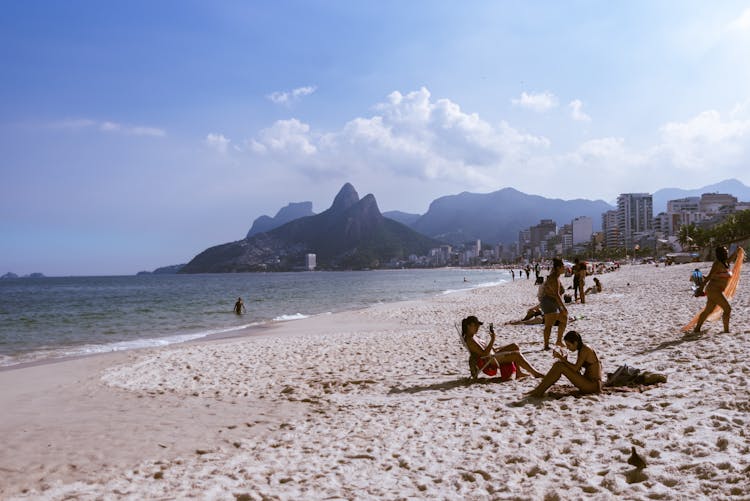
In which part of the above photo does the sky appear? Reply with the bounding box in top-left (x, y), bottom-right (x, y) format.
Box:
top-left (2, 1), bottom-right (750, 276)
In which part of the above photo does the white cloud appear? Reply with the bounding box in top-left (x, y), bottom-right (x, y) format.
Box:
top-left (53, 118), bottom-right (165, 137)
top-left (248, 86), bottom-right (549, 185)
top-left (569, 99), bottom-right (591, 122)
top-left (205, 133), bottom-right (230, 154)
top-left (511, 91), bottom-right (558, 112)
top-left (657, 110), bottom-right (750, 170)
top-left (267, 85), bottom-right (317, 106)
top-left (728, 8), bottom-right (750, 31)
top-left (252, 118), bottom-right (317, 156)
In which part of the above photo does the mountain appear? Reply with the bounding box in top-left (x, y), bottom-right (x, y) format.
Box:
top-left (383, 210), bottom-right (421, 226)
top-left (411, 188), bottom-right (614, 245)
top-left (181, 184), bottom-right (443, 273)
top-left (246, 201), bottom-right (316, 238)
top-left (652, 178), bottom-right (750, 214)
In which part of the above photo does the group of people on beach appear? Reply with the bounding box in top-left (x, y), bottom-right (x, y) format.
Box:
top-left (461, 243), bottom-right (744, 398)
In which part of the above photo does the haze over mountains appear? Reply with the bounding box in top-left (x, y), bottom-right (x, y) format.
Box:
top-left (182, 184), bottom-right (441, 273)
top-left (177, 178), bottom-right (750, 273)
top-left (651, 179), bottom-right (750, 214)
top-left (244, 186), bottom-right (614, 248)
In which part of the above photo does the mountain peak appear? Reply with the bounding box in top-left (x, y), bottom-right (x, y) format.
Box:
top-left (330, 183), bottom-right (360, 212)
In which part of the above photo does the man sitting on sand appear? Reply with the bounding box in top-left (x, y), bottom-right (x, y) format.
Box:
top-left (525, 330), bottom-right (602, 398)
top-left (461, 316), bottom-right (544, 380)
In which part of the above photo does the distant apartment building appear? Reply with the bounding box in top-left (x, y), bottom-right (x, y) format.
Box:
top-left (666, 197), bottom-right (701, 235)
top-left (572, 216), bottom-right (593, 246)
top-left (530, 219), bottom-right (557, 258)
top-left (602, 210), bottom-right (620, 248)
top-left (305, 253), bottom-right (317, 271)
top-left (617, 193), bottom-right (653, 249)
top-left (662, 193), bottom-right (744, 236)
top-left (700, 193), bottom-right (738, 214)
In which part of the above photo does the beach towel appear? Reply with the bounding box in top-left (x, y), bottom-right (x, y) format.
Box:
top-left (682, 247), bottom-right (744, 332)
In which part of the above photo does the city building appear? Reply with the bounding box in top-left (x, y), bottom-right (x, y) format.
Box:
top-left (305, 253), bottom-right (317, 271)
top-left (572, 216), bottom-right (593, 246)
top-left (617, 193), bottom-right (653, 249)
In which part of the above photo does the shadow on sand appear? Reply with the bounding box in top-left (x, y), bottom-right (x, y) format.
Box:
top-left (634, 330), bottom-right (709, 356)
top-left (388, 376), bottom-right (512, 395)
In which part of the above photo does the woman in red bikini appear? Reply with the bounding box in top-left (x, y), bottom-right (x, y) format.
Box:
top-left (461, 316), bottom-right (544, 380)
top-left (693, 245), bottom-right (743, 333)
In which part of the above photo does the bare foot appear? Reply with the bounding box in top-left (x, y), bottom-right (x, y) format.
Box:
top-left (516, 372), bottom-right (530, 380)
top-left (524, 389), bottom-right (545, 398)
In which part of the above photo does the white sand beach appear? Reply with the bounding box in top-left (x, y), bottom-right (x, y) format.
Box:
top-left (1, 262), bottom-right (749, 500)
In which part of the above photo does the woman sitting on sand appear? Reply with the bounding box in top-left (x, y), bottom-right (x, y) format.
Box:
top-left (693, 245), bottom-right (743, 333)
top-left (525, 330), bottom-right (602, 398)
top-left (584, 277), bottom-right (602, 295)
top-left (461, 316), bottom-right (544, 380)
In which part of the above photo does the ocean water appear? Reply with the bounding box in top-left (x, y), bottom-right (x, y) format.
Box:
top-left (0, 268), bottom-right (509, 368)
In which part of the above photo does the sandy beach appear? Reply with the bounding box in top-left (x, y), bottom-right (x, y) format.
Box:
top-left (1, 262), bottom-right (749, 500)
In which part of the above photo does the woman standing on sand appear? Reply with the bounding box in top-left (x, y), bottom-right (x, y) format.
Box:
top-left (692, 245), bottom-right (743, 333)
top-left (538, 258), bottom-right (568, 350)
top-left (526, 330), bottom-right (602, 398)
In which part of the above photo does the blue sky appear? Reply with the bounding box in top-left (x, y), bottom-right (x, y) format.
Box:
top-left (2, 1), bottom-right (750, 275)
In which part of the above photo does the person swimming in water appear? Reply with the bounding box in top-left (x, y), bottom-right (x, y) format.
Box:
top-left (233, 297), bottom-right (246, 315)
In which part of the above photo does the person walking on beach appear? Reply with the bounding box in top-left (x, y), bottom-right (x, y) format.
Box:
top-left (233, 297), bottom-right (246, 315)
top-left (691, 246), bottom-right (743, 333)
top-left (574, 258), bottom-right (586, 304)
top-left (525, 330), bottom-right (602, 398)
top-left (461, 316), bottom-right (544, 379)
top-left (538, 258), bottom-right (568, 350)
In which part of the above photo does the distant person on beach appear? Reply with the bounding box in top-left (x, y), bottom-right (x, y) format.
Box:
top-left (692, 246), bottom-right (743, 333)
top-left (690, 268), bottom-right (704, 296)
top-left (461, 316), bottom-right (544, 379)
top-left (573, 258), bottom-right (586, 304)
top-left (525, 330), bottom-right (602, 398)
top-left (538, 258), bottom-right (568, 350)
top-left (511, 269), bottom-right (515, 281)
top-left (525, 265), bottom-right (531, 279)
top-left (233, 297), bottom-right (246, 315)
top-left (584, 277), bottom-right (602, 295)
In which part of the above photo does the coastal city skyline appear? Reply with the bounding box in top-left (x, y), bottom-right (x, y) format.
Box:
top-left (3, 2), bottom-right (750, 275)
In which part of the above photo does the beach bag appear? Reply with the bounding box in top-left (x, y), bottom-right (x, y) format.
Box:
top-left (535, 276), bottom-right (544, 285)
top-left (605, 364), bottom-right (640, 386)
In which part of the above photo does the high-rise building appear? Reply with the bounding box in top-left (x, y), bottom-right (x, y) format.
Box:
top-left (617, 193), bottom-right (653, 249)
top-left (572, 216), bottom-right (593, 246)
top-left (305, 253), bottom-right (317, 271)
top-left (602, 210), bottom-right (619, 248)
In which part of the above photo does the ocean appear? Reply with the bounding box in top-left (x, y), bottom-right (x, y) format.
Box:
top-left (0, 268), bottom-right (510, 368)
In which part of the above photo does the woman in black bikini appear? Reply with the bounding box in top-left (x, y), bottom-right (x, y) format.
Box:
top-left (525, 330), bottom-right (602, 398)
top-left (694, 245), bottom-right (742, 333)
top-left (538, 258), bottom-right (568, 350)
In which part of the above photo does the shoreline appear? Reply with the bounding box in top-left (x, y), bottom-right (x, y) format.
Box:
top-left (2, 262), bottom-right (749, 499)
top-left (0, 268), bottom-right (510, 372)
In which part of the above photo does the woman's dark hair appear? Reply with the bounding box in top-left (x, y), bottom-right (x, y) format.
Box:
top-left (563, 330), bottom-right (583, 352)
top-left (715, 246), bottom-right (729, 268)
top-left (552, 258), bottom-right (564, 271)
